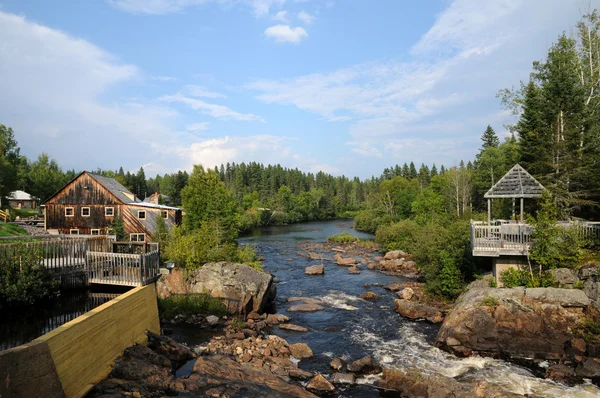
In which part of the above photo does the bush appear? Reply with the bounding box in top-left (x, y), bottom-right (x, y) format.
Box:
top-left (500, 268), bottom-right (556, 288)
top-left (163, 225), bottom-right (262, 271)
top-left (488, 277), bottom-right (497, 288)
top-left (0, 244), bottom-right (58, 304)
top-left (375, 219), bottom-right (420, 253)
top-left (354, 209), bottom-right (381, 234)
top-left (327, 232), bottom-right (360, 244)
top-left (158, 293), bottom-right (228, 319)
top-left (481, 294), bottom-right (499, 307)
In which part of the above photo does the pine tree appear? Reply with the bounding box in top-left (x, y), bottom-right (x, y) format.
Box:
top-left (481, 125), bottom-right (500, 149)
top-left (409, 162), bottom-right (417, 179)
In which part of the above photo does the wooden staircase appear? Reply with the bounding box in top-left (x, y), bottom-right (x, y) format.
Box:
top-left (0, 209), bottom-right (8, 223)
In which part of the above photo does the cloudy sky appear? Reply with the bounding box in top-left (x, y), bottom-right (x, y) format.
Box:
top-left (0, 0), bottom-right (595, 178)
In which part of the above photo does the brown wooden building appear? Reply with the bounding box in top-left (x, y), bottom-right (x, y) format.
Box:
top-left (43, 172), bottom-right (182, 241)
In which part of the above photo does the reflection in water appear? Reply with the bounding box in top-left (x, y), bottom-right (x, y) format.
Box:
top-left (0, 285), bottom-right (130, 350)
top-left (239, 219), bottom-right (600, 398)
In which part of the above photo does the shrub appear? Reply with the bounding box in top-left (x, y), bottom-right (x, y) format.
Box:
top-left (0, 244), bottom-right (58, 304)
top-left (488, 277), bottom-right (497, 288)
top-left (481, 294), bottom-right (499, 307)
top-left (573, 319), bottom-right (600, 344)
top-left (354, 209), bottom-right (383, 234)
top-left (375, 219), bottom-right (421, 253)
top-left (158, 293), bottom-right (228, 319)
top-left (500, 268), bottom-right (556, 288)
top-left (327, 232), bottom-right (360, 244)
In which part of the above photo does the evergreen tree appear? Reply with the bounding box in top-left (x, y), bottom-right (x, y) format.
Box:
top-left (481, 125), bottom-right (500, 149)
top-left (409, 162), bottom-right (417, 179)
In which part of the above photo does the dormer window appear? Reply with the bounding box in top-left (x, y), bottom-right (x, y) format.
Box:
top-left (138, 210), bottom-right (146, 219)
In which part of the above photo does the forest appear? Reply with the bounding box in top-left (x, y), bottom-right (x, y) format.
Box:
top-left (1, 11), bottom-right (600, 299)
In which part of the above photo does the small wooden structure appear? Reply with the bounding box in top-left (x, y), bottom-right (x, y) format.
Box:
top-left (484, 164), bottom-right (545, 224)
top-left (7, 190), bottom-right (37, 209)
top-left (43, 172), bottom-right (182, 240)
top-left (0, 236), bottom-right (160, 287)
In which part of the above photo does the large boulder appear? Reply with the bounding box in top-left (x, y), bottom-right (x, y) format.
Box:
top-left (379, 368), bottom-right (523, 397)
top-left (548, 268), bottom-right (578, 288)
top-left (394, 299), bottom-right (444, 324)
top-left (436, 287), bottom-right (590, 361)
top-left (157, 263), bottom-right (276, 314)
top-left (305, 265), bottom-right (324, 275)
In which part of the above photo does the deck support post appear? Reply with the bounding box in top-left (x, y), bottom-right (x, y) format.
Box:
top-left (520, 198), bottom-right (524, 223)
top-left (512, 198), bottom-right (515, 220)
top-left (487, 199), bottom-right (491, 225)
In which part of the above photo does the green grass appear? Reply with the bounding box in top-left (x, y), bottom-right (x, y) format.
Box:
top-left (327, 232), bottom-right (360, 244)
top-left (158, 293), bottom-right (228, 319)
top-left (0, 224), bottom-right (29, 237)
top-left (11, 208), bottom-right (39, 219)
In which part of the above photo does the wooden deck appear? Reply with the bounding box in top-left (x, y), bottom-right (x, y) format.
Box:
top-left (0, 236), bottom-right (160, 287)
top-left (471, 220), bottom-right (600, 257)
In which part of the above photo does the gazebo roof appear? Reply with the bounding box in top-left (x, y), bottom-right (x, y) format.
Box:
top-left (484, 164), bottom-right (545, 199)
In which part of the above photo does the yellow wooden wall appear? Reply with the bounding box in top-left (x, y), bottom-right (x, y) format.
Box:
top-left (35, 284), bottom-right (160, 398)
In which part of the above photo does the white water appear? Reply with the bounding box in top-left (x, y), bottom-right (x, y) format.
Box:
top-left (351, 313), bottom-right (600, 398)
top-left (317, 291), bottom-right (361, 311)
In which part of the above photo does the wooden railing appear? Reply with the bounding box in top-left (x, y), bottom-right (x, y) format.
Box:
top-left (86, 248), bottom-right (160, 286)
top-left (471, 220), bottom-right (600, 257)
top-left (0, 209), bottom-right (8, 223)
top-left (0, 236), bottom-right (160, 287)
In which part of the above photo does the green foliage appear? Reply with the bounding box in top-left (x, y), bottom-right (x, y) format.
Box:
top-left (157, 293), bottom-right (228, 319)
top-left (500, 268), bottom-right (556, 288)
top-left (154, 216), bottom-right (169, 258)
top-left (354, 209), bottom-right (391, 234)
top-left (0, 244), bottom-right (58, 304)
top-left (162, 225), bottom-right (262, 271)
top-left (181, 166), bottom-right (238, 242)
top-left (529, 191), bottom-right (584, 272)
top-left (0, 124), bottom-right (22, 201)
top-left (230, 318), bottom-right (245, 329)
top-left (327, 232), bottom-right (360, 244)
top-left (27, 153), bottom-right (68, 202)
top-left (574, 280), bottom-right (585, 289)
top-left (488, 277), bottom-right (497, 288)
top-left (573, 319), bottom-right (600, 344)
top-left (480, 294), bottom-right (500, 307)
top-left (499, 268), bottom-right (529, 288)
top-left (111, 216), bottom-right (127, 241)
top-left (426, 250), bottom-right (464, 299)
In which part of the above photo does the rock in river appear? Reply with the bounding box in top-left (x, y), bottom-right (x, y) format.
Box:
top-left (330, 357), bottom-right (345, 371)
top-left (156, 262), bottom-right (276, 314)
top-left (347, 355), bottom-right (381, 374)
top-left (306, 374), bottom-right (335, 394)
top-left (394, 299), bottom-right (444, 324)
top-left (287, 297), bottom-right (325, 312)
top-left (279, 323), bottom-right (308, 332)
top-left (289, 343), bottom-right (313, 359)
top-left (305, 265), bottom-right (324, 275)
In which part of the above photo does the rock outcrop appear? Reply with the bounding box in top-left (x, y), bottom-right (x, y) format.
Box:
top-left (436, 285), bottom-right (600, 381)
top-left (156, 263), bottom-right (276, 314)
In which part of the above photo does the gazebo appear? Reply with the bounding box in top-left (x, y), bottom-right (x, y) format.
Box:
top-left (484, 164), bottom-right (545, 224)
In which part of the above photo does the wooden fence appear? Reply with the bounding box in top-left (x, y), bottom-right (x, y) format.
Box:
top-left (471, 220), bottom-right (600, 257)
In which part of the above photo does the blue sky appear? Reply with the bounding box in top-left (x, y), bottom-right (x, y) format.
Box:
top-left (0, 0), bottom-right (595, 179)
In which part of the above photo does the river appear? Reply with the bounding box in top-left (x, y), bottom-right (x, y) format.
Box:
top-left (235, 219), bottom-right (600, 398)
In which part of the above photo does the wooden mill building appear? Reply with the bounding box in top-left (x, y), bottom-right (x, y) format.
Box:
top-left (43, 172), bottom-right (182, 241)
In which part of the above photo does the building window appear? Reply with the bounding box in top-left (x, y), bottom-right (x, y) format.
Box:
top-left (70, 229), bottom-right (79, 235)
top-left (105, 207), bottom-right (114, 217)
top-left (91, 229), bottom-right (100, 236)
top-left (130, 233), bottom-right (145, 242)
top-left (81, 207), bottom-right (90, 217)
top-left (65, 207), bottom-right (74, 217)
top-left (161, 210), bottom-right (168, 219)
top-left (138, 211), bottom-right (146, 219)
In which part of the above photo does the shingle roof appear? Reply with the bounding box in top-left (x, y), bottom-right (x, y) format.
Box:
top-left (87, 173), bottom-right (140, 204)
top-left (8, 190), bottom-right (35, 200)
top-left (484, 164), bottom-right (545, 199)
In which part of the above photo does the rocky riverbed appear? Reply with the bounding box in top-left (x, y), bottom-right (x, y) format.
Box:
top-left (90, 220), bottom-right (600, 397)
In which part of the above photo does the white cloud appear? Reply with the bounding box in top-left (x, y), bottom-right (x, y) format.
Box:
top-left (297, 10), bottom-right (315, 25)
top-left (272, 10), bottom-right (289, 23)
top-left (186, 85), bottom-right (227, 98)
top-left (160, 93), bottom-right (264, 121)
top-left (264, 24), bottom-right (308, 43)
top-left (108, 0), bottom-right (286, 17)
top-left (153, 75), bottom-right (177, 81)
top-left (186, 122), bottom-right (210, 131)
top-left (249, 0), bottom-right (584, 166)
